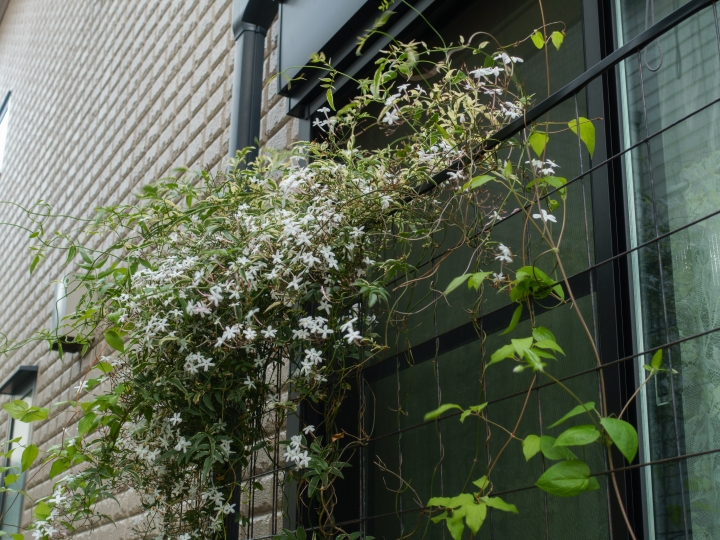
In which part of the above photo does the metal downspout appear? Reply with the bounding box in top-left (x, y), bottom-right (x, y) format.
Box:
top-left (228, 0), bottom-right (278, 166)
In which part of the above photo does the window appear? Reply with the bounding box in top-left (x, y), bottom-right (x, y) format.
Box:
top-left (617, 0), bottom-right (720, 537)
top-left (0, 370), bottom-right (36, 533)
top-left (0, 92), bottom-right (10, 174)
top-left (267, 1), bottom-right (720, 539)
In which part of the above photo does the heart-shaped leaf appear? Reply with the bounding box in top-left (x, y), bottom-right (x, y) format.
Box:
top-left (536, 460), bottom-right (600, 497)
top-left (554, 425), bottom-right (601, 447)
top-left (601, 417), bottom-right (638, 464)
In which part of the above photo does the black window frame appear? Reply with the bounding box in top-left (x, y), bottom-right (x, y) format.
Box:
top-left (267, 1), bottom-right (720, 539)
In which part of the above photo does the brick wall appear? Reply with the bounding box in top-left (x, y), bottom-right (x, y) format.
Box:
top-left (0, 1), bottom-right (301, 536)
top-left (0, 0), bottom-right (238, 537)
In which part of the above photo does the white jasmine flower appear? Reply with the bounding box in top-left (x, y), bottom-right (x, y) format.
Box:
top-left (532, 209), bottom-right (557, 223)
top-left (261, 326), bottom-right (277, 339)
top-left (175, 437), bottom-right (191, 453)
top-left (303, 425), bottom-right (316, 434)
top-left (344, 329), bottom-right (362, 344)
top-left (495, 243), bottom-right (513, 264)
top-left (382, 110), bottom-right (400, 125)
top-left (169, 413), bottom-right (183, 426)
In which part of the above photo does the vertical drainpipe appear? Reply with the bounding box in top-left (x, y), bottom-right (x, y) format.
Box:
top-left (229, 0), bottom-right (279, 166)
top-left (227, 5), bottom-right (279, 538)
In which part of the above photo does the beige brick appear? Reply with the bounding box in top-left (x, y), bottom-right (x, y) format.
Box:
top-left (0, 4), bottom-right (287, 537)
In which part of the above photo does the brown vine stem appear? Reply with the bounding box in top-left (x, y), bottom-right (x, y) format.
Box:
top-left (618, 370), bottom-right (656, 420)
top-left (607, 449), bottom-right (638, 540)
top-left (547, 235), bottom-right (639, 540)
top-left (481, 374), bottom-right (537, 492)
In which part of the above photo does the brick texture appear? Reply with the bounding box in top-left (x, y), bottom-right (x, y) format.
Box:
top-left (0, 1), bottom-right (300, 536)
top-left (0, 0), bottom-right (237, 536)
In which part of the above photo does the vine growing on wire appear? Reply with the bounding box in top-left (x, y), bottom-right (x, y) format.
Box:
top-left (0, 3), bottom-right (670, 540)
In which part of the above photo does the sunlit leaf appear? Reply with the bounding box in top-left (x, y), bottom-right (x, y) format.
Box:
top-left (463, 502), bottom-right (487, 534)
top-left (523, 434), bottom-right (542, 461)
top-left (651, 349), bottom-right (662, 370)
top-left (540, 436), bottom-right (577, 460)
top-left (21, 444), bottom-right (38, 472)
top-left (600, 417), bottom-right (638, 464)
top-left (568, 117), bottom-right (595, 157)
top-left (529, 132), bottom-right (549, 157)
top-left (531, 31), bottom-right (545, 49)
top-left (49, 457), bottom-right (71, 479)
top-left (551, 31), bottom-right (565, 50)
top-left (500, 304), bottom-right (522, 335)
top-left (549, 402), bottom-right (596, 428)
top-left (424, 403), bottom-right (463, 422)
top-left (481, 495), bottom-right (518, 513)
top-left (104, 329), bottom-right (125, 353)
top-left (488, 344), bottom-right (516, 367)
top-left (536, 460), bottom-right (600, 497)
top-left (554, 425), bottom-right (601, 447)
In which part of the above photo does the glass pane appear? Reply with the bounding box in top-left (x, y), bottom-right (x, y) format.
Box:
top-left (618, 3), bottom-right (720, 539)
top-left (2, 389), bottom-right (33, 532)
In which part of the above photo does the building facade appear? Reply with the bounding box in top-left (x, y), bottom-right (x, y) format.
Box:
top-left (1, 0), bottom-right (720, 539)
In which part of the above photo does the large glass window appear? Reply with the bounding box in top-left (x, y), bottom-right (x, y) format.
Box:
top-left (1, 381), bottom-right (35, 533)
top-left (333, 0), bottom-right (614, 539)
top-left (617, 1), bottom-right (720, 538)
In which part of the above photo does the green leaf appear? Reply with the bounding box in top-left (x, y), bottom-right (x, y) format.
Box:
top-left (472, 475), bottom-right (488, 491)
top-left (424, 403), bottom-right (463, 422)
top-left (554, 425), bottom-right (601, 447)
top-left (534, 339), bottom-right (565, 356)
top-left (529, 132), bottom-right (549, 157)
top-left (49, 457), bottom-right (71, 479)
top-left (430, 510), bottom-right (448, 524)
top-left (600, 417), bottom-right (638, 464)
top-left (500, 304), bottom-right (523, 335)
top-left (531, 31), bottom-right (545, 49)
top-left (446, 512), bottom-right (465, 540)
top-left (326, 88), bottom-right (335, 111)
top-left (522, 348), bottom-right (546, 372)
top-left (523, 434), bottom-right (542, 461)
top-left (11, 533), bottom-right (23, 540)
top-left (468, 272), bottom-right (491, 291)
top-left (30, 255), bottom-right (41, 274)
top-left (21, 444), bottom-right (38, 472)
top-left (536, 460), bottom-right (600, 497)
top-left (540, 436), bottom-right (577, 460)
top-left (651, 349), bottom-right (663, 370)
top-left (4, 474), bottom-right (19, 486)
top-left (464, 174), bottom-right (495, 191)
top-left (549, 402), bottom-right (596, 428)
top-left (463, 502), bottom-right (487, 534)
top-left (460, 403), bottom-right (487, 423)
top-left (95, 361), bottom-right (113, 373)
top-left (3, 400), bottom-right (29, 421)
top-left (444, 274), bottom-right (471, 296)
top-left (427, 496), bottom-right (452, 507)
top-left (78, 246), bottom-right (93, 264)
top-left (488, 344), bottom-right (516, 367)
top-left (568, 117), bottom-right (595, 157)
top-left (511, 337), bottom-right (534, 357)
top-left (104, 329), bottom-right (125, 353)
top-left (532, 326), bottom-right (556, 343)
top-left (20, 407), bottom-right (49, 423)
top-left (481, 495), bottom-right (518, 513)
top-left (550, 31), bottom-right (565, 50)
top-left (78, 412), bottom-right (97, 436)
top-left (35, 501), bottom-right (51, 520)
